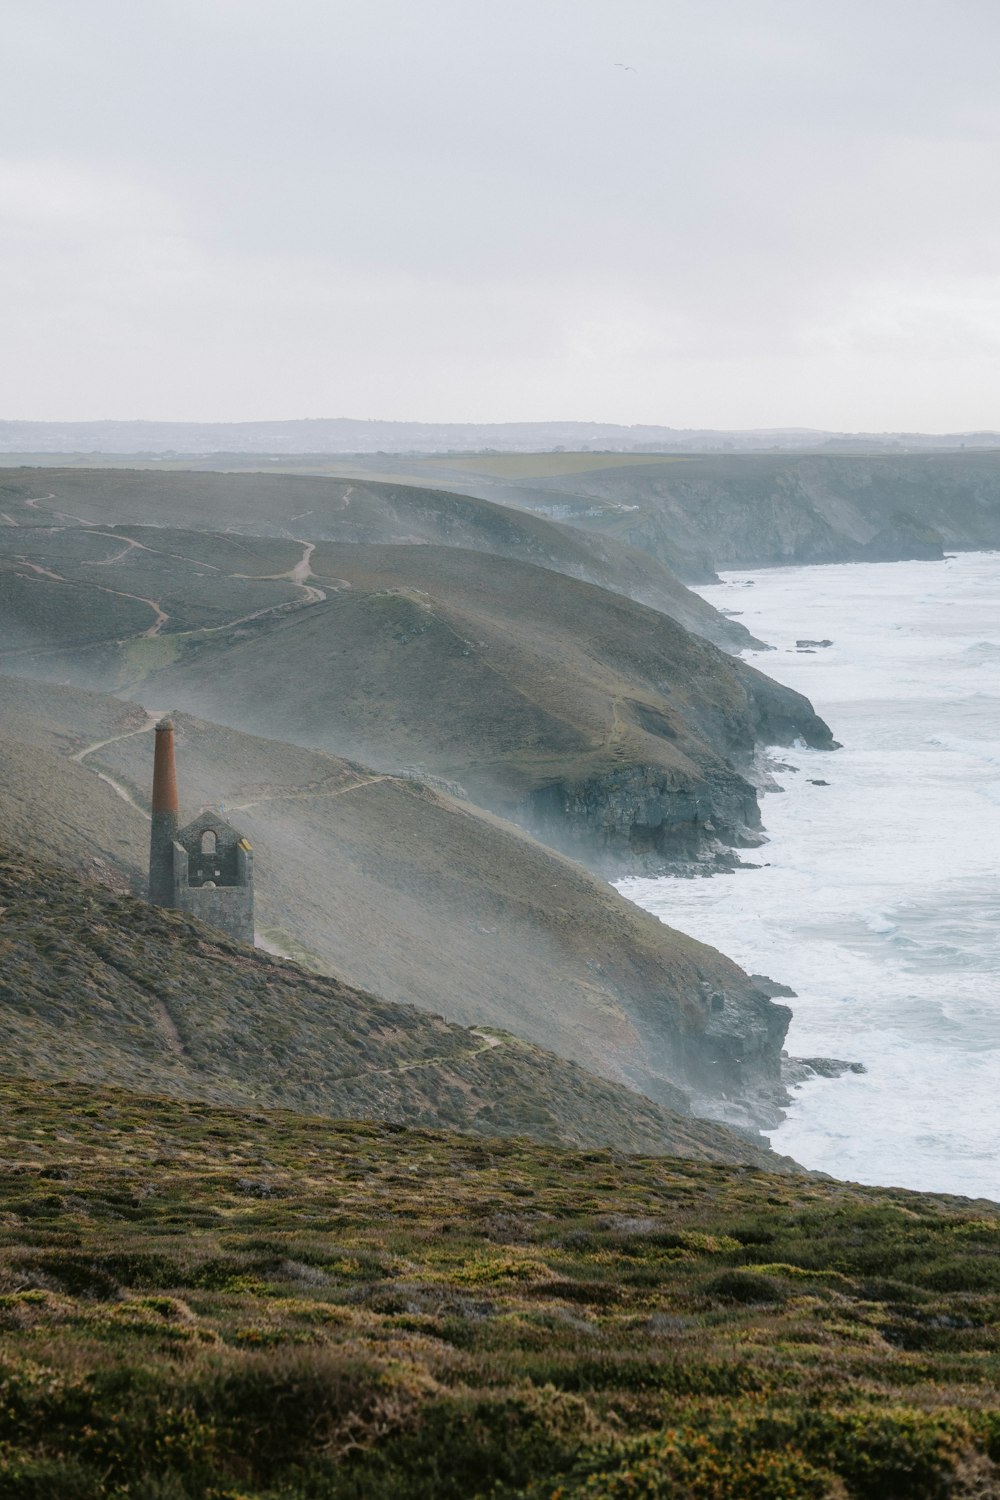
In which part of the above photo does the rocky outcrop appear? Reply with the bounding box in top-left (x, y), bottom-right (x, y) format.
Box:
top-left (521, 763), bottom-right (763, 875)
top-left (782, 1054), bottom-right (866, 1086)
top-left (688, 983), bottom-right (794, 1131)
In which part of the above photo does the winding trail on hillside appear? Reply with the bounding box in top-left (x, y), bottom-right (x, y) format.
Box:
top-left (70, 711), bottom-right (163, 766)
top-left (24, 494), bottom-right (98, 528)
top-left (231, 540), bottom-right (328, 605)
top-left (82, 530), bottom-right (223, 574)
top-left (5, 500), bottom-right (330, 662)
top-left (301, 1027), bottom-right (506, 1084)
top-left (229, 775), bottom-right (390, 812)
top-left (69, 711), bottom-right (164, 818)
top-left (6, 558), bottom-right (169, 638)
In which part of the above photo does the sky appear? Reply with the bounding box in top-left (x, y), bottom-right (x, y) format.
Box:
top-left (3, 0), bottom-right (1000, 430)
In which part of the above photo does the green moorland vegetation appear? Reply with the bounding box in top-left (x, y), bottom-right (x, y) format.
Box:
top-left (0, 1076), bottom-right (998, 1498)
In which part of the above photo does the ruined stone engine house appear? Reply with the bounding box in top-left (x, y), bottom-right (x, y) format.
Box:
top-left (148, 718), bottom-right (254, 944)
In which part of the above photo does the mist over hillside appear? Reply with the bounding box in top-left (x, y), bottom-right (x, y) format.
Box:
top-left (0, 472), bottom-right (832, 873)
top-left (0, 670), bottom-right (803, 1134)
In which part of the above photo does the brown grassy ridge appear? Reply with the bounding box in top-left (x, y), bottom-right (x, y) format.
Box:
top-left (0, 1075), bottom-right (997, 1498)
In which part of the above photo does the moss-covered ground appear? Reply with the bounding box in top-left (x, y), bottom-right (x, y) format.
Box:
top-left (0, 1075), bottom-right (998, 1497)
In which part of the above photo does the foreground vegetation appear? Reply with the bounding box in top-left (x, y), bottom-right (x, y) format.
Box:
top-left (0, 1076), bottom-right (998, 1497)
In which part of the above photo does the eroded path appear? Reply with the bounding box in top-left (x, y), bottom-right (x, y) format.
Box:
top-left (228, 774), bottom-right (390, 813)
top-left (6, 557), bottom-right (169, 638)
top-left (232, 540), bottom-right (328, 604)
top-left (69, 711), bottom-right (164, 819)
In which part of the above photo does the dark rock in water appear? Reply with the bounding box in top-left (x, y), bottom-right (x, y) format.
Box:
top-left (751, 974), bottom-right (798, 999)
top-left (808, 779), bottom-right (830, 786)
top-left (796, 639), bottom-right (833, 648)
top-left (782, 1053), bottom-right (867, 1086)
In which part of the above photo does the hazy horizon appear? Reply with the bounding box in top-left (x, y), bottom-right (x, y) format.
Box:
top-left (5, 1), bottom-right (1000, 430)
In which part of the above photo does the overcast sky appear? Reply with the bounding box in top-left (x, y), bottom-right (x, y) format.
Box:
top-left (4, 0), bottom-right (1000, 429)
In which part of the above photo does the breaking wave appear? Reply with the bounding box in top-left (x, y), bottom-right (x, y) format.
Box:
top-left (621, 552), bottom-right (1000, 1200)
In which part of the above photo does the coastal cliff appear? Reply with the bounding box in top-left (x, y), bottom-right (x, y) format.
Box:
top-left (425, 450), bottom-right (1000, 577)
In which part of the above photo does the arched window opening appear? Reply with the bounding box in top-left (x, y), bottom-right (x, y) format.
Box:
top-left (201, 829), bottom-right (218, 855)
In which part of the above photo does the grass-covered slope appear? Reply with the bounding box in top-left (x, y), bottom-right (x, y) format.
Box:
top-left (0, 466), bottom-right (756, 648)
top-left (0, 1076), bottom-right (997, 1498)
top-left (0, 676), bottom-right (797, 1128)
top-left (0, 842), bottom-right (790, 1168)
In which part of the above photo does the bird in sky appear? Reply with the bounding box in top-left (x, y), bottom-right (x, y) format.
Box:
top-left (614, 63), bottom-right (637, 71)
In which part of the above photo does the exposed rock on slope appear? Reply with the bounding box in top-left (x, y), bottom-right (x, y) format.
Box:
top-left (0, 466), bottom-right (757, 649)
top-left (0, 842), bottom-right (794, 1170)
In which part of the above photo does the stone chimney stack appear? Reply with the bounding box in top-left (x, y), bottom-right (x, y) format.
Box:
top-left (148, 717), bottom-right (179, 907)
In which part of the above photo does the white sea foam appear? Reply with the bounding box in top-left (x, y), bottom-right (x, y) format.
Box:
top-left (620, 551), bottom-right (1000, 1201)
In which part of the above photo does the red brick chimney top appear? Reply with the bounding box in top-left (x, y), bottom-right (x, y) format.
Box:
top-left (151, 719), bottom-right (179, 814)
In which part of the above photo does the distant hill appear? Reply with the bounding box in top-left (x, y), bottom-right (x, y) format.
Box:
top-left (0, 840), bottom-right (791, 1169)
top-left (2, 415), bottom-right (999, 453)
top-left (0, 676), bottom-right (798, 1132)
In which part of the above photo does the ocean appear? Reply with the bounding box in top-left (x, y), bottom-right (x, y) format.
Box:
top-left (620, 551), bottom-right (1000, 1201)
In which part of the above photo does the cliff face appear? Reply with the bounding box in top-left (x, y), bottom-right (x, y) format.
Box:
top-left (523, 762), bottom-right (763, 871)
top-left (471, 451), bottom-right (1000, 576)
top-left (137, 546), bottom-right (833, 871)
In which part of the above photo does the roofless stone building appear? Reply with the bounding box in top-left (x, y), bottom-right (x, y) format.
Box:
top-left (148, 718), bottom-right (255, 944)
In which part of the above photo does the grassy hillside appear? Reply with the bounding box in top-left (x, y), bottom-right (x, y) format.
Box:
top-left (0, 1075), bottom-right (996, 1497)
top-left (0, 514), bottom-right (832, 869)
top-left (0, 677), bottom-right (798, 1130)
top-left (0, 467), bottom-right (755, 648)
top-left (0, 841), bottom-right (793, 1169)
